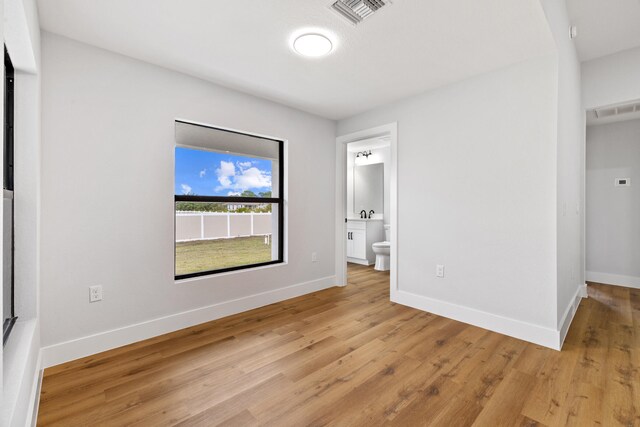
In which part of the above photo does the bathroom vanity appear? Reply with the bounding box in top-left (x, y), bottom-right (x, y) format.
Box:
top-left (346, 219), bottom-right (384, 265)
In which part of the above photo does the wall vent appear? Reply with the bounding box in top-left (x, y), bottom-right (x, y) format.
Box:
top-left (330, 0), bottom-right (389, 25)
top-left (594, 100), bottom-right (640, 119)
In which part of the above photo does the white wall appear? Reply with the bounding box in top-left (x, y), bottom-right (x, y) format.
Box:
top-left (540, 0), bottom-right (585, 332)
top-left (338, 55), bottom-right (561, 344)
top-left (346, 146), bottom-right (390, 221)
top-left (582, 46), bottom-right (640, 110)
top-left (586, 119), bottom-right (640, 288)
top-left (39, 33), bottom-right (336, 365)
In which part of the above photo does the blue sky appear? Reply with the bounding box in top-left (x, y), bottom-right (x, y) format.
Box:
top-left (175, 147), bottom-right (272, 196)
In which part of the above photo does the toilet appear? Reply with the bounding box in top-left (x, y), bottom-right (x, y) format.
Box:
top-left (372, 224), bottom-right (391, 271)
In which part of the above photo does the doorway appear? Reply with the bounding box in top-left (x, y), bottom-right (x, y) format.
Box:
top-left (585, 101), bottom-right (640, 289)
top-left (335, 123), bottom-right (398, 296)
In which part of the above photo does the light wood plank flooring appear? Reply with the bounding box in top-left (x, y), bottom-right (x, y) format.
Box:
top-left (37, 264), bottom-right (640, 426)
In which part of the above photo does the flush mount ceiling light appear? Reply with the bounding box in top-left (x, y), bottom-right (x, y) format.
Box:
top-left (292, 33), bottom-right (333, 57)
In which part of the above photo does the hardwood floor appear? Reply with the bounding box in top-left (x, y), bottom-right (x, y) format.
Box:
top-left (37, 264), bottom-right (640, 426)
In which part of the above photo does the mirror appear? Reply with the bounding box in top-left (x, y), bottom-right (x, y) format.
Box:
top-left (354, 163), bottom-right (383, 215)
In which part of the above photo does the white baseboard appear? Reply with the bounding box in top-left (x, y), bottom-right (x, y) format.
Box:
top-left (579, 283), bottom-right (588, 298)
top-left (586, 271), bottom-right (640, 289)
top-left (558, 284), bottom-right (587, 349)
top-left (392, 290), bottom-right (561, 350)
top-left (41, 275), bottom-right (336, 368)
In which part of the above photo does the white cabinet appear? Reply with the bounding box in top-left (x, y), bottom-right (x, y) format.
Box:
top-left (352, 230), bottom-right (367, 260)
top-left (349, 229), bottom-right (366, 260)
top-left (346, 219), bottom-right (384, 265)
top-left (346, 231), bottom-right (355, 260)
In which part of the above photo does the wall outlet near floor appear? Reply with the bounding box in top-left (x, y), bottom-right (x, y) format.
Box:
top-left (436, 265), bottom-right (445, 278)
top-left (89, 285), bottom-right (103, 302)
top-left (311, 252), bottom-right (318, 263)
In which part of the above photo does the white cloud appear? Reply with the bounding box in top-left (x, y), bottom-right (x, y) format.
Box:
top-left (227, 191), bottom-right (241, 196)
top-left (199, 169), bottom-right (206, 178)
top-left (234, 167), bottom-right (272, 190)
top-left (180, 184), bottom-right (192, 195)
top-left (237, 161), bottom-right (252, 169)
top-left (216, 160), bottom-right (236, 187)
top-left (214, 160), bottom-right (271, 192)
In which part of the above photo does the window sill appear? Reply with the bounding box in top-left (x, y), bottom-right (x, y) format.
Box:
top-left (175, 260), bottom-right (287, 284)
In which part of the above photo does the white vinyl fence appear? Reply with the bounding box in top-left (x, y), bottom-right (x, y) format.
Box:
top-left (176, 212), bottom-right (272, 242)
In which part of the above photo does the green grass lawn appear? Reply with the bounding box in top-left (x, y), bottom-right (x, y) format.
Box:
top-left (175, 236), bottom-right (272, 276)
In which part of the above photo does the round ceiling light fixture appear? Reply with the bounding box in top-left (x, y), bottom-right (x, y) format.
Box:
top-left (292, 33), bottom-right (333, 57)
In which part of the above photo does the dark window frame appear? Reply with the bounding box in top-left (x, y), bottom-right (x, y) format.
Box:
top-left (3, 46), bottom-right (16, 345)
top-left (174, 121), bottom-right (285, 280)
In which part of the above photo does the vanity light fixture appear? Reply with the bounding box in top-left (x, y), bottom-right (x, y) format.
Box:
top-left (356, 150), bottom-right (372, 159)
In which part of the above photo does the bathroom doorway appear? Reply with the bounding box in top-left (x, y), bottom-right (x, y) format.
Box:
top-left (585, 101), bottom-right (640, 289)
top-left (335, 123), bottom-right (398, 296)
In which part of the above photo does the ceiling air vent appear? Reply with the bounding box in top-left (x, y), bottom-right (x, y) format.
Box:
top-left (330, 0), bottom-right (388, 25)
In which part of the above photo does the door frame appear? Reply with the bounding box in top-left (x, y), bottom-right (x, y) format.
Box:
top-left (335, 123), bottom-right (398, 297)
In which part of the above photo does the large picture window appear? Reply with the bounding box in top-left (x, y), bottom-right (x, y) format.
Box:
top-left (174, 120), bottom-right (284, 279)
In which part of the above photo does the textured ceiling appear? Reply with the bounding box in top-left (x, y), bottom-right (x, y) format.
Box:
top-left (567, 0), bottom-right (640, 61)
top-left (38, 0), bottom-right (555, 120)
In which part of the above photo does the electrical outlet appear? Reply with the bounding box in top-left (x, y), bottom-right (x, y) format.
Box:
top-left (311, 252), bottom-right (318, 263)
top-left (436, 265), bottom-right (445, 278)
top-left (89, 285), bottom-right (103, 303)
